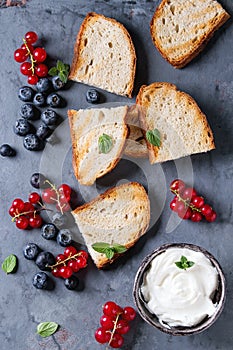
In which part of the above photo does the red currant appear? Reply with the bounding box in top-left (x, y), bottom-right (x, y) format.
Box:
top-left (205, 210), bottom-right (217, 222)
top-left (64, 246), bottom-right (77, 257)
top-left (100, 314), bottom-right (115, 330)
top-left (25, 31), bottom-right (38, 44)
top-left (58, 184), bottom-right (72, 197)
top-left (14, 48), bottom-right (27, 63)
top-left (29, 214), bottom-right (42, 228)
top-left (35, 63), bottom-right (48, 77)
top-left (33, 47), bottom-right (47, 62)
top-left (9, 206), bottom-right (17, 217)
top-left (12, 198), bottom-right (25, 211)
top-left (116, 319), bottom-right (130, 335)
top-left (190, 211), bottom-right (203, 222)
top-left (28, 75), bottom-right (38, 85)
top-left (182, 207), bottom-right (192, 220)
top-left (76, 256), bottom-right (87, 269)
top-left (60, 203), bottom-right (71, 212)
top-left (95, 327), bottom-right (111, 344)
top-left (16, 216), bottom-right (29, 229)
top-left (191, 196), bottom-right (204, 208)
top-left (175, 201), bottom-right (185, 215)
top-left (28, 192), bottom-right (40, 204)
top-left (42, 188), bottom-right (57, 204)
top-left (122, 307), bottom-right (136, 321)
top-left (181, 187), bottom-right (197, 201)
top-left (170, 179), bottom-right (185, 193)
top-left (52, 267), bottom-right (61, 278)
top-left (103, 302), bottom-right (123, 317)
top-left (201, 204), bottom-right (213, 217)
top-left (56, 254), bottom-right (66, 263)
top-left (21, 42), bottom-right (34, 53)
top-left (79, 250), bottom-right (88, 260)
top-left (23, 201), bottom-right (35, 213)
top-left (20, 62), bottom-right (32, 76)
top-left (59, 194), bottom-right (70, 205)
top-left (109, 333), bottom-right (124, 348)
top-left (67, 260), bottom-right (79, 273)
top-left (170, 196), bottom-right (178, 211)
top-left (59, 266), bottom-right (73, 279)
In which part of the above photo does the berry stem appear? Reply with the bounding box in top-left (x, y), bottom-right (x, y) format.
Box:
top-left (22, 38), bottom-right (36, 75)
top-left (108, 312), bottom-right (122, 346)
top-left (44, 180), bottom-right (64, 214)
top-left (171, 189), bottom-right (201, 213)
top-left (12, 207), bottom-right (52, 222)
top-left (48, 252), bottom-right (84, 270)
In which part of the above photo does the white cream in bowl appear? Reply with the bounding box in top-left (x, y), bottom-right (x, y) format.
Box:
top-left (141, 247), bottom-right (218, 327)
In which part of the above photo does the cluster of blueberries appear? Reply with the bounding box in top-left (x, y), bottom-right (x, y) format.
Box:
top-left (15, 76), bottom-right (67, 151)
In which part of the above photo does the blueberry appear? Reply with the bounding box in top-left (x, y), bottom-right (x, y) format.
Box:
top-left (41, 109), bottom-right (59, 126)
top-left (35, 251), bottom-right (56, 271)
top-left (33, 92), bottom-right (46, 107)
top-left (20, 103), bottom-right (38, 120)
top-left (52, 212), bottom-right (68, 229)
top-left (23, 134), bottom-right (42, 151)
top-left (0, 144), bottom-right (16, 157)
top-left (23, 243), bottom-right (41, 260)
top-left (64, 275), bottom-right (79, 290)
top-left (52, 75), bottom-right (66, 91)
top-left (18, 86), bottom-right (35, 102)
top-left (36, 78), bottom-right (52, 93)
top-left (57, 229), bottom-right (72, 247)
top-left (46, 93), bottom-right (62, 108)
top-left (14, 118), bottom-right (32, 136)
top-left (32, 272), bottom-right (54, 290)
top-left (86, 89), bottom-right (100, 104)
top-left (36, 124), bottom-right (52, 140)
top-left (30, 172), bottom-right (46, 189)
top-left (41, 223), bottom-right (58, 240)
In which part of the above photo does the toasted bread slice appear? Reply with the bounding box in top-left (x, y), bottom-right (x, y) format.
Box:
top-left (72, 182), bottom-right (150, 269)
top-left (136, 82), bottom-right (215, 164)
top-left (124, 105), bottom-right (148, 158)
top-left (69, 12), bottom-right (136, 97)
top-left (150, 0), bottom-right (230, 68)
top-left (68, 106), bottom-right (128, 185)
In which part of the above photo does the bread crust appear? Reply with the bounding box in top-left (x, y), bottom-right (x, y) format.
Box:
top-left (150, 0), bottom-right (230, 68)
top-left (69, 12), bottom-right (136, 97)
top-left (68, 107), bottom-right (129, 185)
top-left (72, 182), bottom-right (150, 269)
top-left (136, 82), bottom-right (215, 164)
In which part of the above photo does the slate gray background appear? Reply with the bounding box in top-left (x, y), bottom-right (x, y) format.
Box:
top-left (0, 0), bottom-right (232, 349)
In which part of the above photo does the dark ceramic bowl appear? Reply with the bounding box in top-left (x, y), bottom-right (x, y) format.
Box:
top-left (133, 243), bottom-right (226, 336)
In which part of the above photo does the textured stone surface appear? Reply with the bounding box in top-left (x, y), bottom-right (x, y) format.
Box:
top-left (0, 1), bottom-right (233, 349)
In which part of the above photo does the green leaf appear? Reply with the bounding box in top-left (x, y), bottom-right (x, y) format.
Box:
top-left (92, 242), bottom-right (111, 253)
top-left (187, 261), bottom-right (195, 268)
top-left (175, 261), bottom-right (183, 269)
top-left (48, 67), bottom-right (58, 76)
top-left (112, 243), bottom-right (127, 254)
top-left (175, 255), bottom-right (195, 270)
top-left (146, 128), bottom-right (161, 147)
top-left (59, 71), bottom-right (68, 83)
top-left (64, 64), bottom-right (70, 72)
top-left (98, 133), bottom-right (113, 154)
top-left (37, 322), bottom-right (59, 338)
top-left (2, 254), bottom-right (17, 274)
top-left (104, 248), bottom-right (115, 260)
top-left (57, 60), bottom-right (65, 71)
top-left (180, 256), bottom-right (188, 263)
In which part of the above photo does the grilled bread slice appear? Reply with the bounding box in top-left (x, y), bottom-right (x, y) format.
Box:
top-left (150, 0), bottom-right (230, 68)
top-left (124, 105), bottom-right (148, 158)
top-left (137, 82), bottom-right (215, 164)
top-left (72, 182), bottom-right (150, 269)
top-left (69, 12), bottom-right (136, 97)
top-left (68, 106), bottom-right (128, 185)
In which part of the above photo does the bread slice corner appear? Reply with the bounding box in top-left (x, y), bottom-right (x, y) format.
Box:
top-left (150, 0), bottom-right (230, 68)
top-left (136, 82), bottom-right (215, 164)
top-left (69, 12), bottom-right (136, 97)
top-left (72, 182), bottom-right (150, 269)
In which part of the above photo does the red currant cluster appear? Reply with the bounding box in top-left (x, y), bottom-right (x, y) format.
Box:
top-left (50, 246), bottom-right (88, 279)
top-left (95, 301), bottom-right (136, 348)
top-left (169, 179), bottom-right (217, 222)
top-left (9, 192), bottom-right (43, 229)
top-left (14, 31), bottom-right (48, 85)
top-left (42, 182), bottom-right (72, 213)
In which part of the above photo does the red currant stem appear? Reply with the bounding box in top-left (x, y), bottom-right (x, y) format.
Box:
top-left (108, 313), bottom-right (122, 346)
top-left (44, 180), bottom-right (64, 215)
top-left (171, 189), bottom-right (201, 213)
top-left (22, 38), bottom-right (36, 75)
top-left (11, 207), bottom-right (52, 222)
top-left (48, 252), bottom-right (85, 270)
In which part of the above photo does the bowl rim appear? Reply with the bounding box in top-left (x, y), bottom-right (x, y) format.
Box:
top-left (133, 242), bottom-right (226, 336)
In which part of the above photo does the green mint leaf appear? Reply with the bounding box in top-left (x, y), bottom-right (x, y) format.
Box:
top-left (175, 256), bottom-right (195, 270)
top-left (2, 254), bottom-right (17, 274)
top-left (92, 242), bottom-right (111, 253)
top-left (37, 322), bottom-right (59, 338)
top-left (98, 133), bottom-right (113, 154)
top-left (187, 261), bottom-right (195, 268)
top-left (64, 64), bottom-right (70, 72)
top-left (59, 71), bottom-right (68, 83)
top-left (48, 67), bottom-right (58, 76)
top-left (146, 128), bottom-right (161, 147)
top-left (180, 256), bottom-right (188, 263)
top-left (112, 243), bottom-right (127, 254)
top-left (175, 262), bottom-right (183, 269)
top-left (104, 248), bottom-right (115, 260)
top-left (57, 60), bottom-right (65, 71)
